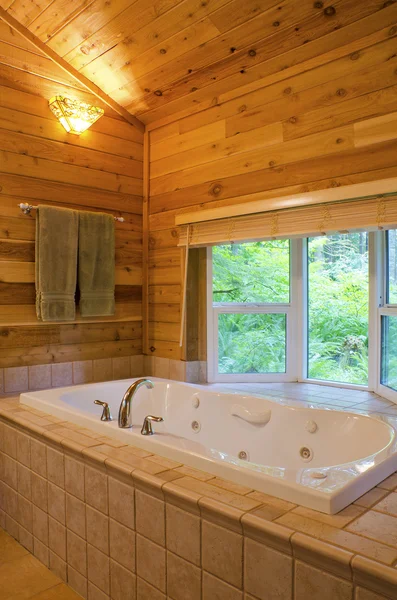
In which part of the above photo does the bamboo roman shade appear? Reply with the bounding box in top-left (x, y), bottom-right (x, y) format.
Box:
top-left (178, 185), bottom-right (397, 248)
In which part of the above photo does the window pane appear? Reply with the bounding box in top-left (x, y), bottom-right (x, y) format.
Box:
top-left (381, 316), bottom-right (397, 391)
top-left (307, 233), bottom-right (368, 385)
top-left (386, 230), bottom-right (397, 304)
top-left (212, 240), bottom-right (290, 303)
top-left (218, 313), bottom-right (286, 374)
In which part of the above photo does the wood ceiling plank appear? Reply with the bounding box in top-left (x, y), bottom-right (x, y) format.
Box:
top-left (0, 21), bottom-right (44, 52)
top-left (0, 7), bottom-right (145, 131)
top-left (6, 0), bottom-right (54, 26)
top-left (138, 0), bottom-right (392, 123)
top-left (150, 120), bottom-right (225, 161)
top-left (29, 0), bottom-right (93, 41)
top-left (63, 0), bottom-right (184, 70)
top-left (47, 0), bottom-right (138, 57)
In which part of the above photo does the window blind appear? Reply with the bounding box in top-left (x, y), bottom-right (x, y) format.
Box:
top-left (178, 192), bottom-right (397, 248)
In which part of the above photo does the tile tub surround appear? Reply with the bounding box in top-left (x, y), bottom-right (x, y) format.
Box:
top-left (0, 394), bottom-right (396, 600)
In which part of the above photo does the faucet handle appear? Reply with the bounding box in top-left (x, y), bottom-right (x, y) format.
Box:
top-left (141, 415), bottom-right (163, 436)
top-left (94, 400), bottom-right (113, 422)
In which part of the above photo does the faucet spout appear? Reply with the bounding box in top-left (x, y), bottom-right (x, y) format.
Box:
top-left (118, 378), bottom-right (154, 429)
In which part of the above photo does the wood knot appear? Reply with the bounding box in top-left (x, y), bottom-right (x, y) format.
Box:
top-left (313, 1), bottom-right (323, 7)
top-left (80, 45), bottom-right (91, 55)
top-left (336, 138), bottom-right (344, 144)
top-left (149, 346), bottom-right (156, 353)
top-left (273, 20), bottom-right (280, 26)
top-left (350, 51), bottom-right (360, 60)
top-left (289, 116), bottom-right (297, 124)
top-left (230, 47), bottom-right (236, 53)
top-left (210, 184), bottom-right (222, 196)
top-left (330, 180), bottom-right (340, 188)
top-left (269, 160), bottom-right (276, 167)
top-left (336, 88), bottom-right (347, 97)
top-left (171, 229), bottom-right (178, 238)
top-left (238, 104), bottom-right (247, 113)
top-left (188, 69), bottom-right (193, 73)
top-left (240, 69), bottom-right (246, 74)
top-left (154, 90), bottom-right (163, 96)
top-left (159, 48), bottom-right (167, 54)
top-left (144, 88), bottom-right (150, 93)
top-left (248, 49), bottom-right (256, 57)
top-left (389, 25), bottom-right (397, 36)
top-left (384, 0), bottom-right (396, 6)
top-left (284, 87), bottom-right (292, 95)
top-left (191, 87), bottom-right (198, 92)
top-left (324, 5), bottom-right (336, 16)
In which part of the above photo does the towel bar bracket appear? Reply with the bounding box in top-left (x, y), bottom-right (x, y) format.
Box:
top-left (17, 202), bottom-right (125, 222)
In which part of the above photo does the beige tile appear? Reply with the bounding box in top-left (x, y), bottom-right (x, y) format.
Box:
top-left (377, 473), bottom-right (397, 490)
top-left (354, 488), bottom-right (390, 508)
top-left (18, 495), bottom-right (33, 533)
top-left (136, 534), bottom-right (166, 592)
top-left (87, 544), bottom-right (110, 594)
top-left (87, 581), bottom-right (110, 600)
top-left (3, 424), bottom-right (17, 458)
top-left (93, 358), bottom-right (112, 383)
top-left (16, 432), bottom-right (31, 467)
top-left (109, 518), bottom-right (135, 572)
top-left (108, 477), bottom-right (135, 529)
top-left (2, 454), bottom-right (17, 488)
top-left (33, 505), bottom-right (49, 544)
top-left (137, 576), bottom-right (165, 600)
top-left (355, 588), bottom-right (391, 600)
top-left (66, 493), bottom-right (86, 538)
top-left (352, 554), bottom-right (397, 599)
top-left (166, 502), bottom-right (200, 566)
top-left (202, 571), bottom-right (243, 600)
top-left (275, 512), bottom-right (397, 565)
top-left (2, 482), bottom-right (18, 520)
top-left (47, 447), bottom-right (65, 488)
top-left (18, 463), bottom-right (32, 499)
top-left (173, 466), bottom-right (214, 482)
top-left (65, 455), bottom-right (85, 501)
top-left (18, 525), bottom-right (34, 553)
top-left (29, 364), bottom-right (52, 390)
top-left (5, 514), bottom-right (19, 539)
top-left (130, 354), bottom-right (144, 378)
top-left (51, 363), bottom-right (73, 387)
top-left (73, 361), bottom-right (93, 385)
top-left (291, 532), bottom-right (353, 580)
top-left (4, 366), bottom-right (28, 392)
top-left (152, 357), bottom-right (170, 379)
top-left (67, 530), bottom-right (87, 576)
top-left (110, 559), bottom-right (136, 600)
top-left (291, 504), bottom-right (365, 528)
top-left (199, 497), bottom-right (244, 534)
top-left (173, 476), bottom-right (261, 511)
top-left (112, 356), bottom-right (131, 380)
top-left (0, 368), bottom-right (3, 393)
top-left (0, 553), bottom-right (59, 597)
top-left (244, 537), bottom-right (293, 600)
top-left (210, 477), bottom-right (252, 496)
top-left (169, 359), bottom-right (186, 382)
top-left (48, 482), bottom-right (66, 525)
top-left (49, 549), bottom-right (67, 582)
top-left (68, 565), bottom-right (88, 599)
top-left (32, 472), bottom-right (48, 512)
top-left (85, 465), bottom-right (108, 514)
top-left (250, 503), bottom-right (289, 522)
top-left (295, 560), bottom-right (352, 600)
top-left (49, 516), bottom-right (66, 560)
top-left (135, 489), bottom-right (165, 546)
top-left (87, 506), bottom-right (109, 554)
top-left (202, 520), bottom-right (243, 588)
top-left (347, 510), bottom-right (397, 547)
top-left (167, 551), bottom-right (201, 600)
top-left (34, 537), bottom-right (50, 567)
top-left (247, 490), bottom-right (297, 512)
top-left (186, 361), bottom-right (200, 383)
top-left (372, 491), bottom-right (397, 516)
top-left (31, 439), bottom-right (47, 478)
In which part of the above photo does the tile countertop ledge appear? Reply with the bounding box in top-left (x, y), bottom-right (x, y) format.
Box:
top-left (0, 395), bottom-right (397, 600)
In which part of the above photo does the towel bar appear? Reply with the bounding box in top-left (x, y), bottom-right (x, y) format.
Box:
top-left (17, 202), bottom-right (125, 222)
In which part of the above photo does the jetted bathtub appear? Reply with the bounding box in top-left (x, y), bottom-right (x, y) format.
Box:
top-left (20, 378), bottom-right (397, 514)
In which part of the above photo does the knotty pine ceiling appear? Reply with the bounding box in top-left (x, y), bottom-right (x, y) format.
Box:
top-left (0, 0), bottom-right (394, 125)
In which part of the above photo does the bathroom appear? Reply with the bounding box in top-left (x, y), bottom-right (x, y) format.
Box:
top-left (0, 0), bottom-right (397, 598)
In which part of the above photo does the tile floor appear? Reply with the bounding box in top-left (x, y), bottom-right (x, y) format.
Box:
top-left (209, 382), bottom-right (397, 416)
top-left (0, 528), bottom-right (80, 600)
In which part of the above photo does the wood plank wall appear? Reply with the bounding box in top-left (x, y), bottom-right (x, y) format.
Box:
top-left (0, 24), bottom-right (144, 368)
top-left (146, 6), bottom-right (397, 362)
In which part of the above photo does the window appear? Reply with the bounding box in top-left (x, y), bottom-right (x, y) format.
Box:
top-left (307, 233), bottom-right (369, 386)
top-left (208, 240), bottom-right (297, 382)
top-left (207, 229), bottom-right (397, 402)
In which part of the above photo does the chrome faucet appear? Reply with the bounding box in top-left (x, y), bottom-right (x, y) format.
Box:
top-left (141, 415), bottom-right (164, 436)
top-left (118, 378), bottom-right (154, 429)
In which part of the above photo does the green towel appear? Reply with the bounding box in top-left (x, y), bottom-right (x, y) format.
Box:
top-left (35, 205), bottom-right (78, 321)
top-left (78, 211), bottom-right (115, 317)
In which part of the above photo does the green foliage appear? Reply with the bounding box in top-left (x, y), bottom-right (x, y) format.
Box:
top-left (213, 234), bottom-right (370, 384)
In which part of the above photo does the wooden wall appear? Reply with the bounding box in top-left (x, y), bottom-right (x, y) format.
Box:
top-left (146, 4), bottom-right (397, 362)
top-left (0, 23), bottom-right (144, 368)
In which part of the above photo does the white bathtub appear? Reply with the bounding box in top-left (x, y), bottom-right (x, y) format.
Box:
top-left (20, 378), bottom-right (397, 514)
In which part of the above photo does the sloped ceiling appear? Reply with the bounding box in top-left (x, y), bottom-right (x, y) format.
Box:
top-left (0, 0), bottom-right (395, 125)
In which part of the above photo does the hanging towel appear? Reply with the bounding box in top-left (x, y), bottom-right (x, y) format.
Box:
top-left (35, 205), bottom-right (79, 321)
top-left (78, 211), bottom-right (115, 317)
